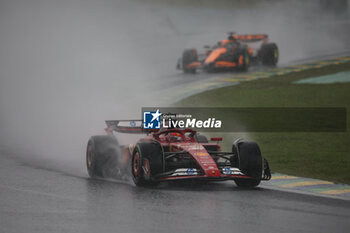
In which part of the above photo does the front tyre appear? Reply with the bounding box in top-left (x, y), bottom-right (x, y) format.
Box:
top-left (234, 179), bottom-right (261, 188)
top-left (132, 142), bottom-right (163, 186)
top-left (232, 141), bottom-right (263, 188)
top-left (182, 49), bottom-right (198, 73)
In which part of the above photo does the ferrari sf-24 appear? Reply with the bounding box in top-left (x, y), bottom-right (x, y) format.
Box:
top-left (86, 120), bottom-right (271, 188)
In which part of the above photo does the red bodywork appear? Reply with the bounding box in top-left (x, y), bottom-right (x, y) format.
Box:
top-left (104, 121), bottom-right (254, 182)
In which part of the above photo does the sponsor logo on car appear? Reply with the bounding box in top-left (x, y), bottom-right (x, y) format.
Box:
top-left (187, 168), bottom-right (195, 175)
top-left (223, 167), bottom-right (233, 175)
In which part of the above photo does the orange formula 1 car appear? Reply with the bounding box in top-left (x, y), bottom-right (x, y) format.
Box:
top-left (177, 32), bottom-right (279, 73)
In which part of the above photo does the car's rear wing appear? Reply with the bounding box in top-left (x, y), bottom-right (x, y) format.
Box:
top-left (234, 34), bottom-right (269, 43)
top-left (105, 120), bottom-right (158, 134)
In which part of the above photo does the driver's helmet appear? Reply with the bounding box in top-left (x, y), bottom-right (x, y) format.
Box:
top-left (228, 35), bottom-right (237, 43)
top-left (168, 132), bottom-right (182, 142)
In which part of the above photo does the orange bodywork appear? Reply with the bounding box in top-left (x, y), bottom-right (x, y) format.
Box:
top-left (220, 40), bottom-right (231, 46)
top-left (248, 46), bottom-right (254, 56)
top-left (215, 61), bottom-right (236, 68)
top-left (185, 61), bottom-right (201, 69)
top-left (204, 47), bottom-right (227, 64)
top-left (238, 55), bottom-right (244, 66)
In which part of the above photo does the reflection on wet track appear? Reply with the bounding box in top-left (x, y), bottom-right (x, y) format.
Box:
top-left (1, 154), bottom-right (350, 233)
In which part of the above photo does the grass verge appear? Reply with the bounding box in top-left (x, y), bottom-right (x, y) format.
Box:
top-left (175, 62), bottom-right (350, 184)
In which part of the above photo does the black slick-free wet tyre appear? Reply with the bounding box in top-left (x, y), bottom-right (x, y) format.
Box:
top-left (131, 142), bottom-right (163, 186)
top-left (260, 43), bottom-right (278, 66)
top-left (182, 49), bottom-right (198, 73)
top-left (232, 141), bottom-right (263, 188)
top-left (86, 135), bottom-right (119, 178)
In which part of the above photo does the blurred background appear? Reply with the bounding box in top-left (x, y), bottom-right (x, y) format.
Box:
top-left (0, 0), bottom-right (349, 176)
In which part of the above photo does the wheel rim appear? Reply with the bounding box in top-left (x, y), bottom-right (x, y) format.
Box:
top-left (143, 158), bottom-right (151, 179)
top-left (133, 152), bottom-right (141, 177)
top-left (87, 145), bottom-right (93, 168)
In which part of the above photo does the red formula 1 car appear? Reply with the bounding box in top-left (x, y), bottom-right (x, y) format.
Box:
top-left (177, 32), bottom-right (279, 73)
top-left (86, 120), bottom-right (271, 188)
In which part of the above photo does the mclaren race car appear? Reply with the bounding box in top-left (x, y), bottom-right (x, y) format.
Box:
top-left (177, 32), bottom-right (279, 73)
top-left (86, 120), bottom-right (271, 188)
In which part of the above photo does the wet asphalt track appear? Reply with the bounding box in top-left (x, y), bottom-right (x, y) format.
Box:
top-left (1, 1), bottom-right (350, 233)
top-left (1, 153), bottom-right (350, 233)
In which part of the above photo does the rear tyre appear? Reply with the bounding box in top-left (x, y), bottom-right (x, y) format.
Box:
top-left (259, 43), bottom-right (278, 66)
top-left (131, 142), bottom-right (163, 186)
top-left (86, 135), bottom-right (119, 178)
top-left (182, 49), bottom-right (198, 73)
top-left (232, 141), bottom-right (263, 188)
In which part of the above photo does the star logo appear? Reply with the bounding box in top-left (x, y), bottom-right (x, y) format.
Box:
top-left (150, 109), bottom-right (161, 122)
